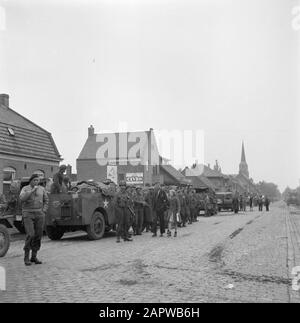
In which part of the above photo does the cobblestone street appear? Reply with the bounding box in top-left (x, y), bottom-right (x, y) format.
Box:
top-left (1, 202), bottom-right (300, 303)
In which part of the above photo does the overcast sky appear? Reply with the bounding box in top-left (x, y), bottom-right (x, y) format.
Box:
top-left (0, 0), bottom-right (299, 191)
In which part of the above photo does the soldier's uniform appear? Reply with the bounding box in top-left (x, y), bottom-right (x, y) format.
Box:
top-left (114, 181), bottom-right (132, 242)
top-left (126, 186), bottom-right (135, 235)
top-left (144, 187), bottom-right (154, 232)
top-left (190, 191), bottom-right (198, 222)
top-left (19, 174), bottom-right (49, 265)
top-left (184, 189), bottom-right (192, 224)
top-left (177, 190), bottom-right (186, 227)
top-left (232, 194), bottom-right (239, 214)
top-left (133, 187), bottom-right (145, 235)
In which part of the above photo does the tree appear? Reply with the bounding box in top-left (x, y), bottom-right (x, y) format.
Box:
top-left (256, 181), bottom-right (281, 201)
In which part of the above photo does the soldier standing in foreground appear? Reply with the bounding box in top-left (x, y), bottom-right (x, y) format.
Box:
top-left (19, 174), bottom-right (49, 266)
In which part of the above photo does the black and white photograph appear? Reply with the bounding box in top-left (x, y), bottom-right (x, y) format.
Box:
top-left (0, 0), bottom-right (300, 306)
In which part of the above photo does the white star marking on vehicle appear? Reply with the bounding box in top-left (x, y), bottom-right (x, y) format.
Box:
top-left (103, 200), bottom-right (109, 208)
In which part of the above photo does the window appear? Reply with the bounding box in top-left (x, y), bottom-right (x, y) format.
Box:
top-left (3, 167), bottom-right (16, 183)
top-left (7, 128), bottom-right (15, 136)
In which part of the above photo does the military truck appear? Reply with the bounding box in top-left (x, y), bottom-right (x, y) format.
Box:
top-left (45, 182), bottom-right (117, 240)
top-left (216, 192), bottom-right (233, 212)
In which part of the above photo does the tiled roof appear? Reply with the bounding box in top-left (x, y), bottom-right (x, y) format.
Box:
top-left (160, 164), bottom-right (190, 185)
top-left (189, 164), bottom-right (228, 178)
top-left (181, 167), bottom-right (215, 189)
top-left (78, 130), bottom-right (159, 163)
top-left (0, 104), bottom-right (61, 162)
top-left (202, 165), bottom-right (228, 178)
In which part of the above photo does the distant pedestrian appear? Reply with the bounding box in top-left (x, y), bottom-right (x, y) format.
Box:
top-left (249, 195), bottom-right (253, 211)
top-left (232, 193), bottom-right (239, 214)
top-left (265, 196), bottom-right (270, 212)
top-left (258, 196), bottom-right (263, 211)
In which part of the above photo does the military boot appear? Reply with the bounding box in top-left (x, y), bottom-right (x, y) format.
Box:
top-left (24, 250), bottom-right (32, 266)
top-left (30, 251), bottom-right (42, 265)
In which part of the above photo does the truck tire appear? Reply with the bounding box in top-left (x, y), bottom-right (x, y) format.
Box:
top-left (46, 226), bottom-right (65, 240)
top-left (0, 224), bottom-right (10, 257)
top-left (86, 211), bottom-right (105, 240)
top-left (13, 221), bottom-right (26, 234)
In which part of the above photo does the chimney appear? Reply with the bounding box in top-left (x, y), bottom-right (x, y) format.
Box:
top-left (88, 125), bottom-right (95, 137)
top-left (0, 94), bottom-right (9, 107)
top-left (66, 164), bottom-right (72, 177)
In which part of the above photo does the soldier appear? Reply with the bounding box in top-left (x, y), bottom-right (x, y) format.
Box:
top-left (258, 195), bottom-right (263, 211)
top-left (126, 186), bottom-right (135, 236)
top-left (19, 174), bottom-right (49, 266)
top-left (249, 194), bottom-right (253, 211)
top-left (114, 181), bottom-right (132, 243)
top-left (243, 194), bottom-right (247, 212)
top-left (50, 165), bottom-right (67, 194)
top-left (184, 187), bottom-right (192, 224)
top-left (133, 186), bottom-right (145, 235)
top-left (144, 185), bottom-right (154, 232)
top-left (167, 189), bottom-right (180, 237)
top-left (265, 196), bottom-right (270, 212)
top-left (152, 182), bottom-right (169, 237)
top-left (190, 189), bottom-right (198, 222)
top-left (177, 188), bottom-right (187, 227)
top-left (232, 192), bottom-right (239, 214)
top-left (239, 195), bottom-right (243, 212)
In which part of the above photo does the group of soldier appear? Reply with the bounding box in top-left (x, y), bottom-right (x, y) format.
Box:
top-left (113, 181), bottom-right (216, 243)
top-left (0, 165), bottom-right (272, 263)
top-left (232, 193), bottom-right (270, 213)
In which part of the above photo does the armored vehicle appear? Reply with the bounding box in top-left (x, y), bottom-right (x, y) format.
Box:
top-left (45, 181), bottom-right (117, 240)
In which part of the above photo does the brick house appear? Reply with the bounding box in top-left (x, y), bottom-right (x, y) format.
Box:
top-left (77, 126), bottom-right (162, 185)
top-left (0, 94), bottom-right (62, 195)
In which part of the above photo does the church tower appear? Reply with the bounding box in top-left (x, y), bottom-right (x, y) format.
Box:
top-left (239, 141), bottom-right (249, 178)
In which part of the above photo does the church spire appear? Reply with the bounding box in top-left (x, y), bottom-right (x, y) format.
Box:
top-left (239, 141), bottom-right (249, 178)
top-left (241, 141), bottom-right (246, 163)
